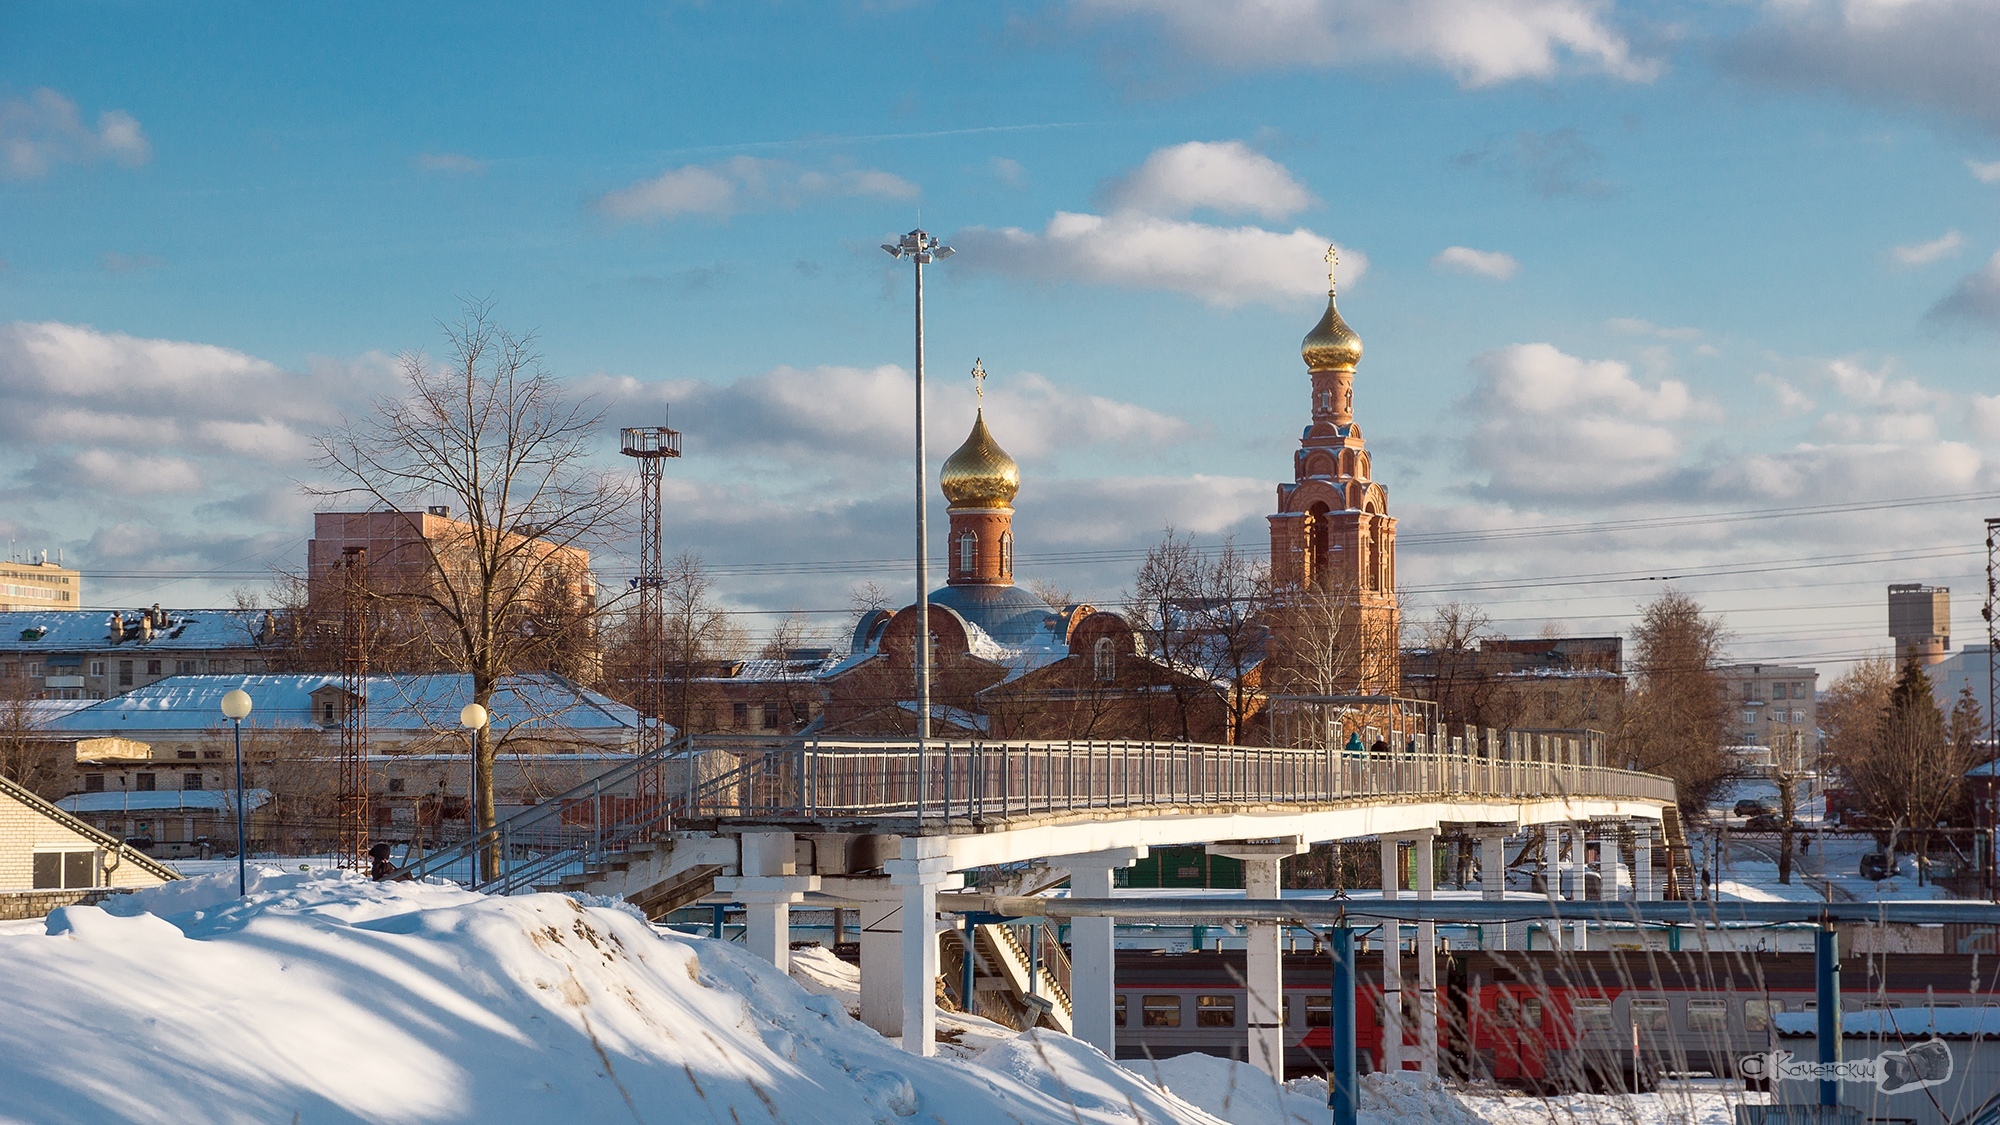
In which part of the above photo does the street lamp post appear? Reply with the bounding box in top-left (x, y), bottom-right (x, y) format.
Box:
top-left (220, 689), bottom-right (253, 897)
top-left (881, 227), bottom-right (952, 821)
top-left (460, 702), bottom-right (489, 880)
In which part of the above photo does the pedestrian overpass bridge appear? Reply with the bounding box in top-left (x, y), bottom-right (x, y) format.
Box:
top-left (401, 732), bottom-right (1678, 1071)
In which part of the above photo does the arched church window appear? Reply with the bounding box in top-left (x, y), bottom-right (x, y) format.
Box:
top-left (1304, 503), bottom-right (1330, 588)
top-left (957, 531), bottom-right (977, 575)
top-left (1094, 636), bottom-right (1117, 682)
top-left (1000, 531), bottom-right (1013, 577)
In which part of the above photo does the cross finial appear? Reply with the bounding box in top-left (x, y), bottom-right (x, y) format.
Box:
top-left (971, 357), bottom-right (987, 403)
top-left (1324, 244), bottom-right (1339, 294)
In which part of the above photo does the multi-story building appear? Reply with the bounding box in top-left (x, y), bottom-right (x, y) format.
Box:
top-left (0, 607), bottom-right (277, 701)
top-left (1402, 636), bottom-right (1625, 731)
top-left (0, 556), bottom-right (80, 612)
top-left (1717, 662), bottom-right (1819, 749)
top-left (306, 509), bottom-right (596, 612)
top-left (1889, 583), bottom-right (1951, 666)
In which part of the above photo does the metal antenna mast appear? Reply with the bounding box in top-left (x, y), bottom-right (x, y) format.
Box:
top-left (882, 228), bottom-right (953, 821)
top-left (1985, 516), bottom-right (1998, 899)
top-left (336, 547), bottom-right (370, 870)
top-left (621, 419), bottom-right (682, 809)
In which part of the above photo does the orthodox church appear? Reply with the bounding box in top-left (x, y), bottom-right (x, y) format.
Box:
top-left (819, 380), bottom-right (1230, 741)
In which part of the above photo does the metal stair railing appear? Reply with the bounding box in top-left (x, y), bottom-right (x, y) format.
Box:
top-left (398, 735), bottom-right (763, 894)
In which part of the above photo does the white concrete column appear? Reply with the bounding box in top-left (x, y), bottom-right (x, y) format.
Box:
top-left (818, 875), bottom-right (911, 1037)
top-left (1635, 824), bottom-right (1656, 902)
top-left (1052, 847), bottom-right (1146, 1060)
top-left (1379, 834), bottom-right (1403, 1074)
top-left (1480, 834), bottom-right (1507, 903)
top-left (1413, 829), bottom-right (1438, 1077)
top-left (885, 842), bottom-right (960, 1057)
top-left (1598, 822), bottom-right (1621, 902)
top-left (713, 830), bottom-right (818, 976)
top-left (1543, 825), bottom-right (1562, 899)
top-left (1209, 837), bottom-right (1306, 1078)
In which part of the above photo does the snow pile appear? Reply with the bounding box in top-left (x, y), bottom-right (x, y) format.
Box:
top-left (1131, 1056), bottom-right (1486, 1125)
top-left (0, 868), bottom-right (1230, 1125)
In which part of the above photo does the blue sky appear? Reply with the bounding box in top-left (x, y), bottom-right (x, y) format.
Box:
top-left (5, 0), bottom-right (2000, 674)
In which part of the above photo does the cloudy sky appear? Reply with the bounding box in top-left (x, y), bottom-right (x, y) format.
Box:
top-left (5, 1), bottom-right (2000, 673)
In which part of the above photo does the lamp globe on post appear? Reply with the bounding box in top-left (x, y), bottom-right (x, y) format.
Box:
top-left (219, 688), bottom-right (254, 898)
top-left (459, 703), bottom-right (489, 874)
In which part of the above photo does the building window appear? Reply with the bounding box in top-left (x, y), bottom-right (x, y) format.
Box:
top-left (1094, 637), bottom-right (1117, 682)
top-left (792, 702), bottom-right (811, 724)
top-left (1000, 531), bottom-right (1013, 577)
top-left (83, 774), bottom-right (104, 792)
top-left (732, 702), bottom-right (749, 727)
top-left (387, 777), bottom-right (405, 793)
top-left (761, 703), bottom-right (780, 730)
top-left (175, 660), bottom-right (198, 675)
top-left (32, 850), bottom-right (97, 890)
top-left (322, 702), bottom-right (336, 725)
top-left (88, 661), bottom-right (104, 677)
top-left (184, 773), bottom-right (203, 790)
top-left (136, 773), bottom-right (156, 792)
top-left (118, 660), bottom-right (133, 687)
top-left (147, 660), bottom-right (162, 676)
top-left (957, 531), bottom-right (977, 574)
top-left (28, 662), bottom-right (42, 678)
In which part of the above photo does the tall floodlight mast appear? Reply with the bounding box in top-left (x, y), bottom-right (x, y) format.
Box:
top-left (621, 418), bottom-right (682, 817)
top-left (882, 228), bottom-right (953, 822)
top-left (1985, 516), bottom-right (1998, 900)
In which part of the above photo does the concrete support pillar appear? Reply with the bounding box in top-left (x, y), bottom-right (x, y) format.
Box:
top-left (1413, 830), bottom-right (1438, 1076)
top-left (885, 843), bottom-right (961, 1057)
top-left (713, 830), bottom-right (818, 976)
top-left (1480, 834), bottom-right (1507, 902)
top-left (1635, 825), bottom-right (1656, 902)
top-left (1052, 847), bottom-right (1146, 1060)
top-left (1598, 822), bottom-right (1621, 902)
top-left (858, 896), bottom-right (904, 1036)
top-left (1209, 837), bottom-right (1306, 1078)
top-left (1543, 825), bottom-right (1562, 899)
top-left (1379, 834), bottom-right (1403, 1073)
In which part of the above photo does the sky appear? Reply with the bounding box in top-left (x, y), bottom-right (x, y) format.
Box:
top-left (4, 0), bottom-right (2000, 676)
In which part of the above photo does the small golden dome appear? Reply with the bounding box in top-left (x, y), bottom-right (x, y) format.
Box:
top-left (940, 409), bottom-right (1020, 509)
top-left (1301, 291), bottom-right (1362, 372)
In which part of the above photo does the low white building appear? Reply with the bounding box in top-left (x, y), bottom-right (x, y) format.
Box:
top-left (0, 772), bottom-right (176, 919)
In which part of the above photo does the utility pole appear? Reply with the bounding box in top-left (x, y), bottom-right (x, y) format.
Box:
top-left (336, 547), bottom-right (369, 871)
top-left (621, 419), bottom-right (682, 818)
top-left (882, 228), bottom-right (953, 820)
top-left (1985, 517), bottom-right (1997, 900)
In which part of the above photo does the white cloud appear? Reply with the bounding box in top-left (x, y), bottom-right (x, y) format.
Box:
top-left (1104, 141), bottom-right (1313, 219)
top-left (1607, 317), bottom-right (1703, 341)
top-left (1890, 229), bottom-right (1963, 267)
top-left (1725, 1), bottom-right (2000, 131)
top-left (1929, 249), bottom-right (2000, 327)
top-left (955, 213), bottom-right (1360, 308)
top-left (66, 450), bottom-right (203, 496)
top-left (1966, 159), bottom-right (2000, 184)
top-left (1459, 343), bottom-right (1713, 496)
top-left (1077, 0), bottom-right (1658, 87)
top-left (1, 88), bottom-right (151, 180)
top-left (990, 157), bottom-right (1027, 187)
top-left (1972, 394), bottom-right (2000, 440)
top-left (413, 152), bottom-right (488, 174)
top-left (1431, 246), bottom-right (1519, 280)
top-left (1756, 372), bottom-right (1816, 414)
top-left (597, 156), bottom-right (918, 221)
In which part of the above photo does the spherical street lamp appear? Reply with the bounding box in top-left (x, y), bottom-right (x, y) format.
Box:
top-left (219, 688), bottom-right (253, 897)
top-left (459, 703), bottom-right (489, 873)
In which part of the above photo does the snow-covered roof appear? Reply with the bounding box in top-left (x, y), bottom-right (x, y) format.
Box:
top-left (0, 609), bottom-right (267, 652)
top-left (693, 655), bottom-right (842, 683)
top-left (43, 674), bottom-right (641, 737)
top-left (1776, 1007), bottom-right (2000, 1038)
top-left (57, 789), bottom-right (273, 815)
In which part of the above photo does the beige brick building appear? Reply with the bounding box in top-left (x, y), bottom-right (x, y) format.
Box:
top-left (1, 771), bottom-right (176, 918)
top-left (0, 557), bottom-right (79, 612)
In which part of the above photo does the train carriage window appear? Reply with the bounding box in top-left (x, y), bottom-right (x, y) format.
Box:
top-left (1281, 995), bottom-right (1290, 1025)
top-left (1573, 998), bottom-right (1613, 1033)
top-left (1143, 995), bottom-right (1182, 1028)
top-left (1515, 995), bottom-right (1543, 1030)
top-left (1115, 996), bottom-right (1127, 1028)
top-left (1744, 1000), bottom-right (1781, 1032)
top-left (1306, 995), bottom-right (1332, 1028)
top-left (1197, 995), bottom-right (1237, 1028)
top-left (1632, 999), bottom-right (1670, 1034)
top-left (1688, 1000), bottom-right (1728, 1034)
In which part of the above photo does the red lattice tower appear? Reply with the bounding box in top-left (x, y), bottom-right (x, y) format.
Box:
top-left (336, 546), bottom-right (371, 870)
top-left (621, 420), bottom-right (681, 817)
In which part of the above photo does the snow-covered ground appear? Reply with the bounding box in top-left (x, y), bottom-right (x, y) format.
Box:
top-left (0, 869), bottom-right (1228, 1125)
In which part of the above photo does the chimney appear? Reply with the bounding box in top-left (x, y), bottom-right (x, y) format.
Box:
top-left (107, 613), bottom-right (124, 643)
top-left (261, 610), bottom-right (276, 641)
top-left (427, 505), bottom-right (450, 518)
top-left (136, 613), bottom-right (153, 642)
top-left (151, 604), bottom-right (165, 629)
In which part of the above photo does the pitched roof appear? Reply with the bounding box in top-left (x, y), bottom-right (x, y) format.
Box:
top-left (42, 673), bottom-right (643, 737)
top-left (0, 772), bottom-right (180, 882)
top-left (0, 609), bottom-right (267, 653)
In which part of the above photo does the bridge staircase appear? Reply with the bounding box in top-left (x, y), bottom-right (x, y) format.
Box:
top-left (945, 922), bottom-right (1073, 1033)
top-left (1660, 804), bottom-right (1698, 900)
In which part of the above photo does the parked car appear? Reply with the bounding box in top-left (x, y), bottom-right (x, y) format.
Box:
top-left (1860, 852), bottom-right (1898, 880)
top-left (1744, 812), bottom-right (1786, 832)
top-left (1734, 798), bottom-right (1778, 817)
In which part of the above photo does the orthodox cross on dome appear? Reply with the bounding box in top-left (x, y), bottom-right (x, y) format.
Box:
top-left (1324, 244), bottom-right (1339, 294)
top-left (971, 357), bottom-right (987, 402)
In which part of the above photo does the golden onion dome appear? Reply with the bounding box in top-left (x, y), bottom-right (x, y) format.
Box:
top-left (940, 409), bottom-right (1020, 509)
top-left (1301, 291), bottom-right (1362, 372)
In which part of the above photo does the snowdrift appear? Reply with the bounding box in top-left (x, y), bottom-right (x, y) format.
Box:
top-left (0, 870), bottom-right (1224, 1125)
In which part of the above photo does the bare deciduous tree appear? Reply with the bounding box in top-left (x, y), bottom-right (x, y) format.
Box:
top-left (1126, 530), bottom-right (1269, 743)
top-left (1406, 602), bottom-right (1500, 731)
top-left (1618, 589), bottom-right (1732, 813)
top-left (1845, 658), bottom-right (1976, 882)
top-left (310, 301), bottom-right (631, 843)
top-left (662, 551), bottom-right (746, 736)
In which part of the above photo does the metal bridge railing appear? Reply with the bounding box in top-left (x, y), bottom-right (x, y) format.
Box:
top-left (402, 735), bottom-right (1675, 892)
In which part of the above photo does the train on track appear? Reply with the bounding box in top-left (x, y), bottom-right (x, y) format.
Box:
top-left (1112, 948), bottom-right (2000, 1088)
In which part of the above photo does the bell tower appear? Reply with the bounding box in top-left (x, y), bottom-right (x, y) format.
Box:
top-left (940, 360), bottom-right (1020, 587)
top-left (1267, 246), bottom-right (1399, 690)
